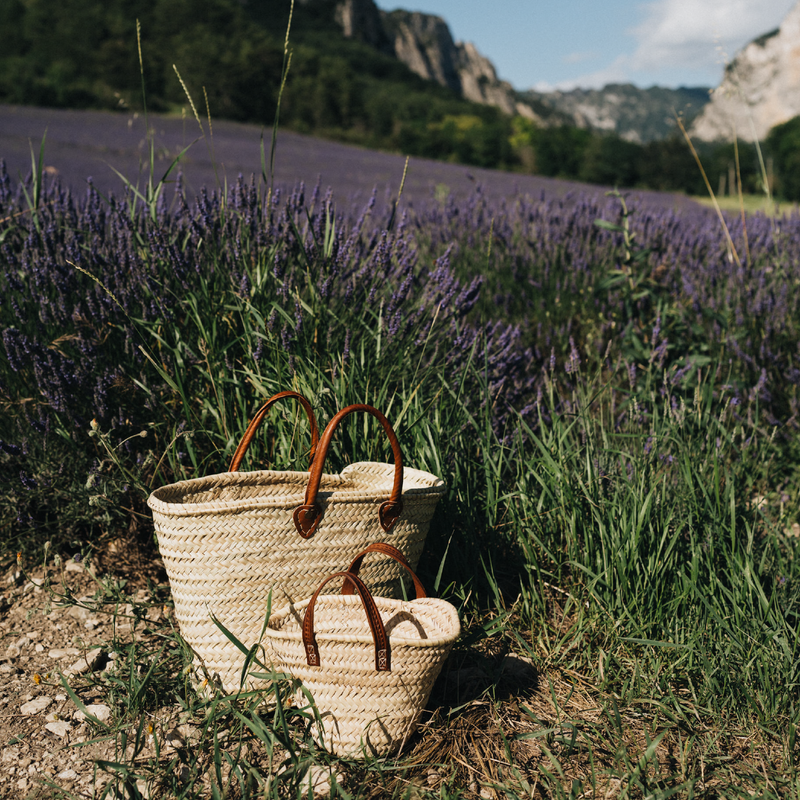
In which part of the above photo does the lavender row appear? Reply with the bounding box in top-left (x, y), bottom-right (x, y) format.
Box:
top-left (1, 160), bottom-right (798, 459)
top-left (0, 166), bottom-right (530, 449)
top-left (409, 188), bottom-right (799, 423)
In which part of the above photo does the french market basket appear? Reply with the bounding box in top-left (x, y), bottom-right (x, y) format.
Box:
top-left (265, 543), bottom-right (461, 757)
top-left (148, 393), bottom-right (446, 693)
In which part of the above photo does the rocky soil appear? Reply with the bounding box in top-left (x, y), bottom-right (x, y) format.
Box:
top-left (0, 558), bottom-right (164, 799)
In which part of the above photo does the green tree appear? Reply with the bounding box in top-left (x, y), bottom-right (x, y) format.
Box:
top-left (766, 116), bottom-right (800, 200)
top-left (530, 125), bottom-right (592, 179)
top-left (578, 134), bottom-right (640, 186)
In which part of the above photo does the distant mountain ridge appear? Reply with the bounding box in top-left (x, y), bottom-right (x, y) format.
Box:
top-left (329, 0), bottom-right (710, 142)
top-left (518, 85), bottom-right (711, 143)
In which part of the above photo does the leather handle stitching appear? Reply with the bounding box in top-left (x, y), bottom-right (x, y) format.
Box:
top-left (301, 570), bottom-right (390, 671)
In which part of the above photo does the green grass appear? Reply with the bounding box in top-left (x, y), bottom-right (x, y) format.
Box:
top-left (691, 192), bottom-right (796, 215)
top-left (20, 348), bottom-right (800, 798)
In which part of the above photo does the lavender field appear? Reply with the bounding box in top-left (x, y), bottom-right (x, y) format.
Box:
top-left (1, 103), bottom-right (799, 797)
top-left (0, 103), bottom-right (705, 210)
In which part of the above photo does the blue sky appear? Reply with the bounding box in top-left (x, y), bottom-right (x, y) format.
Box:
top-left (373, 0), bottom-right (797, 91)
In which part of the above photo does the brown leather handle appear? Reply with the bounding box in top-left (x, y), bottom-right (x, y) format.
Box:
top-left (293, 404), bottom-right (403, 539)
top-left (228, 391), bottom-right (319, 472)
top-left (302, 570), bottom-right (390, 671)
top-left (341, 543), bottom-right (427, 599)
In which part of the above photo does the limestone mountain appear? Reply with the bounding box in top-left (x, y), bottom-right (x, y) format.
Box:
top-left (517, 84), bottom-right (710, 143)
top-left (691, 0), bottom-right (800, 141)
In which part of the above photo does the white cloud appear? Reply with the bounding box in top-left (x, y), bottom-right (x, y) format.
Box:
top-left (558, 0), bottom-right (796, 90)
top-left (563, 51), bottom-right (599, 65)
top-left (628, 0), bottom-right (796, 74)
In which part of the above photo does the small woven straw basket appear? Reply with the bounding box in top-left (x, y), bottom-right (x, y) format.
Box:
top-left (265, 543), bottom-right (460, 758)
top-left (148, 394), bottom-right (445, 693)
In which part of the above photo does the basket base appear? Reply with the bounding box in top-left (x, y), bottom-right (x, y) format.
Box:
top-left (308, 698), bottom-right (422, 758)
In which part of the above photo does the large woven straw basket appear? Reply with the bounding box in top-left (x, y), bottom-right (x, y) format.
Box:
top-left (148, 394), bottom-right (445, 693)
top-left (266, 543), bottom-right (460, 758)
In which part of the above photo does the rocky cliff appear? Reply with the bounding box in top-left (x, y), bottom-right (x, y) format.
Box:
top-left (691, 0), bottom-right (800, 141)
top-left (332, 0), bottom-right (527, 117)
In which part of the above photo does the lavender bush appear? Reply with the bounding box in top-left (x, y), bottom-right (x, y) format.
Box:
top-left (1, 160), bottom-right (799, 553)
top-left (0, 163), bottom-right (532, 560)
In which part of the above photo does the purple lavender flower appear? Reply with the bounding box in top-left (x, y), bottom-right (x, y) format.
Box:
top-left (19, 470), bottom-right (37, 490)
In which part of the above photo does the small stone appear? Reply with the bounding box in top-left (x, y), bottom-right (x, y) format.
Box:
top-left (135, 778), bottom-right (152, 799)
top-left (66, 605), bottom-right (90, 621)
top-left (177, 724), bottom-right (201, 746)
top-left (20, 695), bottom-right (52, 715)
top-left (45, 712), bottom-right (60, 723)
top-left (17, 777), bottom-right (28, 790)
top-left (306, 765), bottom-right (342, 799)
top-left (18, 757), bottom-right (31, 769)
top-left (55, 693), bottom-right (66, 702)
top-left (2, 748), bottom-right (19, 763)
top-left (49, 648), bottom-right (80, 660)
top-left (480, 789), bottom-right (494, 799)
top-left (34, 644), bottom-right (44, 653)
top-left (64, 648), bottom-right (106, 676)
top-left (65, 560), bottom-right (84, 573)
top-left (0, 664), bottom-right (12, 674)
top-left (165, 728), bottom-right (186, 749)
top-left (57, 768), bottom-right (79, 781)
top-left (6, 569), bottom-right (23, 587)
top-left (15, 635), bottom-right (31, 649)
top-left (427, 769), bottom-right (440, 787)
top-left (73, 703), bottom-right (112, 723)
top-left (45, 720), bottom-right (71, 737)
top-left (84, 618), bottom-right (102, 630)
top-left (5, 643), bottom-right (20, 659)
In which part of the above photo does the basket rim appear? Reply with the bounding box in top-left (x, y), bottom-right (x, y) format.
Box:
top-left (148, 462), bottom-right (445, 517)
top-left (265, 595), bottom-right (461, 649)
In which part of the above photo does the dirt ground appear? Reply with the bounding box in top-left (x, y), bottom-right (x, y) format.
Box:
top-left (1, 553), bottom-right (764, 799)
top-left (0, 558), bottom-right (143, 800)
top-left (0, 556), bottom-right (546, 800)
